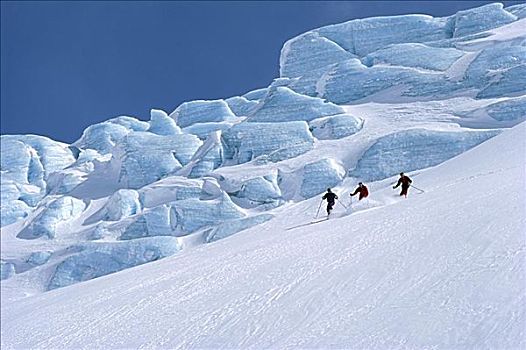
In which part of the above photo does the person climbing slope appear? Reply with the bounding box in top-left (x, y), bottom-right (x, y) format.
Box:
top-left (393, 172), bottom-right (412, 197)
top-left (322, 188), bottom-right (338, 216)
top-left (350, 182), bottom-right (369, 201)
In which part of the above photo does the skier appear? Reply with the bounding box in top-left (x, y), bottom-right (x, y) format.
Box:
top-left (322, 188), bottom-right (338, 216)
top-left (393, 172), bottom-right (412, 197)
top-left (350, 182), bottom-right (369, 201)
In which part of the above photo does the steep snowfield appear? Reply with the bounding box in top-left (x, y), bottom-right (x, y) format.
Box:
top-left (2, 122), bottom-right (524, 349)
top-left (2, 3), bottom-right (525, 348)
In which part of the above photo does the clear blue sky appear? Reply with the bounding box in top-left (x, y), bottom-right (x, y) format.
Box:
top-left (1, 1), bottom-right (522, 143)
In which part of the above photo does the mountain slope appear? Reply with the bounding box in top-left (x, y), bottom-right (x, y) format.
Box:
top-left (2, 122), bottom-right (524, 349)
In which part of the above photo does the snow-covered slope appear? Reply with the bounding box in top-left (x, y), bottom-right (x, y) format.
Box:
top-left (2, 121), bottom-right (524, 349)
top-left (1, 4), bottom-right (525, 346)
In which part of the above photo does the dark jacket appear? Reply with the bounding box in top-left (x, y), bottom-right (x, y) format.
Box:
top-left (322, 192), bottom-right (338, 203)
top-left (394, 175), bottom-right (412, 188)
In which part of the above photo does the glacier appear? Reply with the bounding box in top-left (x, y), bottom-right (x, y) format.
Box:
top-left (1, 2), bottom-right (524, 296)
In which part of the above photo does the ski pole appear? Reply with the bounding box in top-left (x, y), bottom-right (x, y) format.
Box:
top-left (315, 199), bottom-right (323, 218)
top-left (410, 184), bottom-right (425, 193)
top-left (337, 198), bottom-right (348, 210)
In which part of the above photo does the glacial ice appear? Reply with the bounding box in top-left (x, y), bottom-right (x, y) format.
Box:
top-left (182, 122), bottom-right (235, 140)
top-left (169, 100), bottom-right (237, 128)
top-left (247, 87), bottom-right (344, 123)
top-left (183, 131), bottom-right (224, 179)
top-left (485, 96), bottom-right (526, 122)
top-left (362, 43), bottom-right (465, 71)
top-left (229, 173), bottom-right (284, 208)
top-left (477, 64), bottom-right (526, 99)
top-left (120, 205), bottom-right (173, 240)
top-left (18, 196), bottom-right (86, 239)
top-left (48, 237), bottom-right (181, 290)
top-left (300, 158), bottom-right (346, 198)
top-left (1, 199), bottom-right (31, 227)
top-left (74, 117), bottom-right (149, 154)
top-left (206, 214), bottom-right (274, 243)
top-left (148, 109), bottom-right (182, 136)
top-left (138, 177), bottom-right (203, 208)
top-left (243, 88), bottom-right (268, 101)
top-left (309, 114), bottom-right (363, 140)
top-left (280, 31), bottom-right (355, 78)
top-left (170, 193), bottom-right (246, 234)
top-left (114, 132), bottom-right (202, 189)
top-left (27, 251), bottom-right (53, 266)
top-left (226, 96), bottom-right (259, 116)
top-left (222, 121), bottom-right (315, 164)
top-left (1, 135), bottom-right (76, 226)
top-left (103, 189), bottom-right (141, 221)
top-left (349, 129), bottom-right (501, 181)
top-left (506, 3), bottom-right (526, 19)
top-left (450, 3), bottom-right (516, 38)
top-left (1, 260), bottom-right (16, 280)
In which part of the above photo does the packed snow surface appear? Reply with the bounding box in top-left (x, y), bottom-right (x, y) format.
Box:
top-left (1, 3), bottom-right (525, 348)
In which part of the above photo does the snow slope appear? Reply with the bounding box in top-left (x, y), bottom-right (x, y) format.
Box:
top-left (1, 3), bottom-right (526, 347)
top-left (2, 122), bottom-right (524, 349)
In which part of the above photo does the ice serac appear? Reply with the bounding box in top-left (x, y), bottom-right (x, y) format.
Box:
top-left (148, 109), bottom-right (182, 136)
top-left (506, 3), bottom-right (526, 19)
top-left (48, 237), bottom-right (181, 290)
top-left (222, 121), bottom-right (315, 164)
top-left (350, 129), bottom-right (501, 181)
top-left (362, 43), bottom-right (464, 71)
top-left (229, 173), bottom-right (283, 209)
top-left (485, 96), bottom-right (526, 122)
top-left (27, 251), bottom-right (52, 266)
top-left (247, 87), bottom-right (344, 123)
top-left (182, 122), bottom-right (234, 141)
top-left (138, 177), bottom-right (203, 208)
top-left (182, 131), bottom-right (224, 179)
top-left (243, 88), bottom-right (268, 101)
top-left (450, 3), bottom-right (516, 38)
top-left (114, 132), bottom-right (202, 189)
top-left (206, 214), bottom-right (274, 243)
top-left (74, 117), bottom-right (149, 154)
top-left (170, 193), bottom-right (246, 234)
top-left (0, 135), bottom-right (76, 226)
top-left (17, 196), bottom-right (86, 239)
top-left (300, 158), bottom-right (346, 198)
top-left (103, 189), bottom-right (141, 221)
top-left (226, 96), bottom-right (258, 116)
top-left (120, 205), bottom-right (173, 240)
top-left (0, 260), bottom-right (16, 280)
top-left (318, 15), bottom-right (448, 57)
top-left (309, 114), bottom-right (363, 140)
top-left (169, 100), bottom-right (237, 128)
top-left (280, 31), bottom-right (355, 78)
top-left (46, 149), bottom-right (106, 195)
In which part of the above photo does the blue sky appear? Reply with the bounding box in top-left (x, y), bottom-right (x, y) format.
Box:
top-left (1, 1), bottom-right (522, 142)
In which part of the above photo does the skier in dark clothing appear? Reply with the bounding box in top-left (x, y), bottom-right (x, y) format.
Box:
top-left (322, 188), bottom-right (338, 216)
top-left (350, 182), bottom-right (369, 201)
top-left (393, 172), bottom-right (412, 197)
